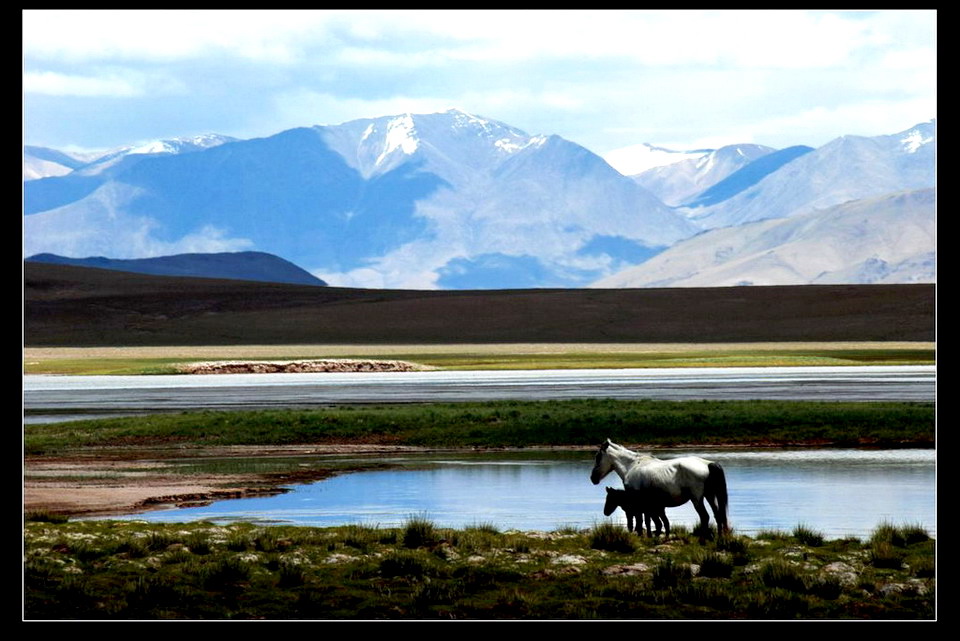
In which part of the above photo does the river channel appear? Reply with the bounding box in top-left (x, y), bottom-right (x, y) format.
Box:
top-left (100, 448), bottom-right (936, 540)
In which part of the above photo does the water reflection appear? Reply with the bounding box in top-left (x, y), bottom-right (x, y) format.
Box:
top-left (105, 449), bottom-right (936, 539)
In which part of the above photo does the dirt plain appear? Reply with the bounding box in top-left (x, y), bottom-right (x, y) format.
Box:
top-left (24, 262), bottom-right (935, 345)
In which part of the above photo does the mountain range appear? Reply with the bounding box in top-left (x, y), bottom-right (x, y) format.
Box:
top-left (594, 188), bottom-right (935, 288)
top-left (23, 111), bottom-right (935, 289)
top-left (25, 251), bottom-right (327, 286)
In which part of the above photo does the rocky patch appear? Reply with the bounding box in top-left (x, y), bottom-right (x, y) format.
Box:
top-left (177, 359), bottom-right (429, 374)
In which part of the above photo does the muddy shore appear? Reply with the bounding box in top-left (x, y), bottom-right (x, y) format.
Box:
top-left (25, 443), bottom-right (585, 519)
top-left (23, 444), bottom-right (450, 519)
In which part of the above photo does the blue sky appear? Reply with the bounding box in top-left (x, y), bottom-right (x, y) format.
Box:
top-left (23, 9), bottom-right (936, 156)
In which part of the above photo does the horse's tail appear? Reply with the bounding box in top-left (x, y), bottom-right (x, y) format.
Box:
top-left (706, 461), bottom-right (729, 534)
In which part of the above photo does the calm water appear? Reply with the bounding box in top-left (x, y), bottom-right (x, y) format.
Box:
top-left (104, 449), bottom-right (936, 540)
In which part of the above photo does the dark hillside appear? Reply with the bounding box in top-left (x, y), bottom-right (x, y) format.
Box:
top-left (25, 251), bottom-right (326, 286)
top-left (24, 262), bottom-right (935, 346)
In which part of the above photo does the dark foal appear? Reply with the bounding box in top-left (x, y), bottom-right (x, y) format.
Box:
top-left (603, 487), bottom-right (668, 537)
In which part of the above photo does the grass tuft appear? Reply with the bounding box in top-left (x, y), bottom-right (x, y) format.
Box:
top-left (760, 560), bottom-right (807, 593)
top-left (589, 522), bottom-right (636, 553)
top-left (652, 557), bottom-right (692, 589)
top-left (869, 541), bottom-right (905, 569)
top-left (871, 522), bottom-right (930, 547)
top-left (697, 551), bottom-right (734, 578)
top-left (792, 524), bottom-right (825, 547)
top-left (401, 514), bottom-right (440, 549)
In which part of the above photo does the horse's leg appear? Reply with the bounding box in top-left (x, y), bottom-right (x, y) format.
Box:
top-left (706, 495), bottom-right (724, 534)
top-left (692, 496), bottom-right (711, 535)
top-left (660, 511), bottom-right (669, 537)
top-left (625, 512), bottom-right (634, 534)
top-left (706, 461), bottom-right (730, 535)
top-left (644, 513), bottom-right (652, 537)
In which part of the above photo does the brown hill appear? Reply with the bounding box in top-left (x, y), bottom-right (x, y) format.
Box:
top-left (24, 262), bottom-right (935, 346)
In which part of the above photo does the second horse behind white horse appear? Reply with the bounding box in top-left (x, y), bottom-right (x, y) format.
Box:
top-left (591, 439), bottom-right (729, 536)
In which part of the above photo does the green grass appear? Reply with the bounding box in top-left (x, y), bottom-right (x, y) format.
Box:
top-left (23, 343), bottom-right (935, 375)
top-left (23, 519), bottom-right (935, 619)
top-left (589, 522), bottom-right (637, 553)
top-left (793, 524), bottom-right (825, 547)
top-left (24, 399), bottom-right (934, 455)
top-left (24, 358), bottom-right (187, 376)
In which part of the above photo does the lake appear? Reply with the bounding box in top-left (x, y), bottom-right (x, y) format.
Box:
top-left (100, 448), bottom-right (936, 540)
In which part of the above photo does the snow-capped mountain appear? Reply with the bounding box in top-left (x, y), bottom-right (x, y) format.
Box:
top-left (683, 120), bottom-right (936, 230)
top-left (71, 133), bottom-right (239, 176)
top-left (593, 188), bottom-right (935, 288)
top-left (23, 146), bottom-right (88, 181)
top-left (683, 145), bottom-right (815, 209)
top-left (601, 142), bottom-right (711, 177)
top-left (23, 110), bottom-right (695, 289)
top-left (632, 143), bottom-right (776, 207)
top-left (22, 114), bottom-right (936, 290)
top-left (23, 134), bottom-right (238, 183)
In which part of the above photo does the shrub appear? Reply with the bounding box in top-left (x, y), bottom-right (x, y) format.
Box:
top-left (697, 551), bottom-right (734, 578)
top-left (744, 587), bottom-right (810, 619)
top-left (909, 555), bottom-right (935, 578)
top-left (807, 575), bottom-right (843, 600)
top-left (792, 524), bottom-right (824, 547)
top-left (185, 532), bottom-right (212, 555)
top-left (342, 524), bottom-right (379, 551)
top-left (760, 560), bottom-right (806, 592)
top-left (378, 550), bottom-right (438, 579)
top-left (870, 522), bottom-right (930, 548)
top-left (466, 521), bottom-right (500, 534)
top-left (401, 515), bottom-right (440, 549)
top-left (589, 522), bottom-right (636, 553)
top-left (716, 535), bottom-right (750, 564)
top-left (277, 559), bottom-right (306, 587)
top-left (201, 557), bottom-right (252, 589)
top-left (652, 557), bottom-right (691, 589)
top-left (869, 541), bottom-right (905, 569)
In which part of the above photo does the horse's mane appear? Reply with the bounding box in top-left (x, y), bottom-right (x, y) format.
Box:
top-left (608, 441), bottom-right (654, 462)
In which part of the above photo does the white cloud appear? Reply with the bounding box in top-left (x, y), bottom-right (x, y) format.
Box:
top-left (25, 10), bottom-right (935, 69)
top-left (23, 10), bottom-right (330, 63)
top-left (23, 10), bottom-right (936, 153)
top-left (23, 71), bottom-right (143, 97)
top-left (743, 100), bottom-right (937, 145)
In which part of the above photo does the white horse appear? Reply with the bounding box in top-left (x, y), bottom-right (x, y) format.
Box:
top-left (591, 439), bottom-right (729, 536)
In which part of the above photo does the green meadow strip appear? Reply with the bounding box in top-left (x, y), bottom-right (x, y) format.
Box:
top-left (24, 399), bottom-right (934, 455)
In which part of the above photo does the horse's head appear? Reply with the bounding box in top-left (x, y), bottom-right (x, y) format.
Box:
top-left (590, 440), bottom-right (614, 485)
top-left (603, 486), bottom-right (621, 516)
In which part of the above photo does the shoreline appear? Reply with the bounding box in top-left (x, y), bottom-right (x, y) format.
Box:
top-left (24, 439), bottom-right (933, 520)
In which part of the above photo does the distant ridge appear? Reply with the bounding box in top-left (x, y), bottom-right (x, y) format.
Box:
top-left (683, 145), bottom-right (815, 209)
top-left (25, 251), bottom-right (327, 287)
top-left (24, 261), bottom-right (934, 346)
